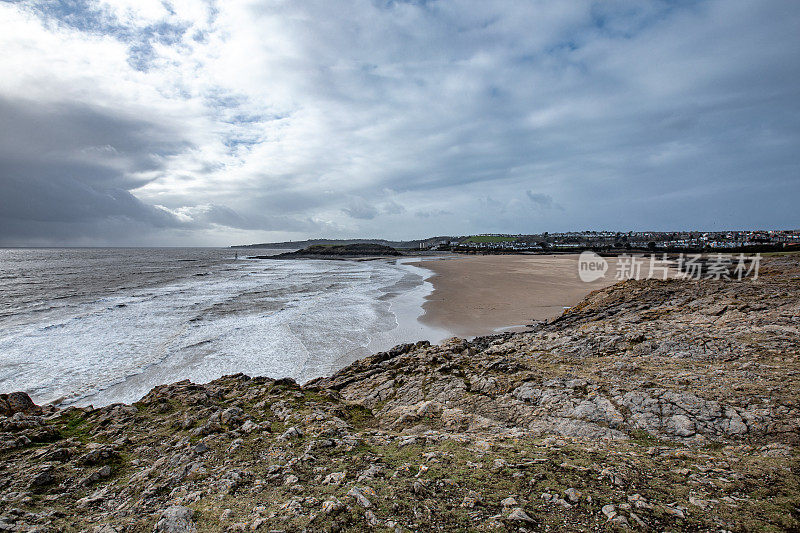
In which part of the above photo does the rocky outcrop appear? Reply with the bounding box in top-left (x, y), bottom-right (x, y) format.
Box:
top-left (0, 256), bottom-right (798, 531)
top-left (313, 256), bottom-right (800, 445)
top-left (254, 243), bottom-right (403, 260)
top-left (0, 392), bottom-right (40, 417)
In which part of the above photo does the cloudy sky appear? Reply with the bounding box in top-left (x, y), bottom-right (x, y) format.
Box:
top-left (0, 0), bottom-right (798, 246)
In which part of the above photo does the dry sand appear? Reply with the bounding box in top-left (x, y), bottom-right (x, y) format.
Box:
top-left (414, 254), bottom-right (626, 338)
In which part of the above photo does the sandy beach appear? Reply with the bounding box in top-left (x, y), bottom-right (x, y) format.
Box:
top-left (415, 254), bottom-right (624, 338)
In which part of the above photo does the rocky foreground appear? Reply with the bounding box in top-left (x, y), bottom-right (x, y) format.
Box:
top-left (1, 258), bottom-right (799, 532)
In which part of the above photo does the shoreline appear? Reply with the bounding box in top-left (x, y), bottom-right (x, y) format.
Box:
top-left (412, 253), bottom-right (626, 338)
top-left (327, 258), bottom-right (452, 372)
top-left (54, 257), bottom-right (450, 408)
top-left (12, 254), bottom-right (446, 409)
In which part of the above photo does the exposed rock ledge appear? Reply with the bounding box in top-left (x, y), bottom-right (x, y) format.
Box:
top-left (1, 257), bottom-right (798, 532)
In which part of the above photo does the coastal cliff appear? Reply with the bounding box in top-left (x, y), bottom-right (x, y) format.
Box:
top-left (1, 257), bottom-right (798, 532)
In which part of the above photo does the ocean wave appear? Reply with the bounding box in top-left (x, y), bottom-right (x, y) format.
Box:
top-left (1, 254), bottom-right (439, 407)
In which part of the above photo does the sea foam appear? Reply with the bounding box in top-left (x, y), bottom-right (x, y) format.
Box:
top-left (0, 253), bottom-right (447, 406)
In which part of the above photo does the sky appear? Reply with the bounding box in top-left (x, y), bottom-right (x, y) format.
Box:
top-left (0, 0), bottom-right (798, 246)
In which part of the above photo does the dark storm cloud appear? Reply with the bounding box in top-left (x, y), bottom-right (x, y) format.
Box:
top-left (0, 96), bottom-right (303, 245)
top-left (0, 97), bottom-right (188, 188)
top-left (0, 174), bottom-right (175, 226)
top-left (0, 97), bottom-right (193, 243)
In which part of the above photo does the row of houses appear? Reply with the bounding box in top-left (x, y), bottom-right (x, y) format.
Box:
top-left (428, 230), bottom-right (800, 251)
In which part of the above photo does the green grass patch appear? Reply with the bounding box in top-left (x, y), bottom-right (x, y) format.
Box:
top-left (629, 428), bottom-right (673, 447)
top-left (58, 411), bottom-right (90, 440)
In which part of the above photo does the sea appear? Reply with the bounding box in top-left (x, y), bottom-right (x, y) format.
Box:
top-left (0, 248), bottom-right (448, 407)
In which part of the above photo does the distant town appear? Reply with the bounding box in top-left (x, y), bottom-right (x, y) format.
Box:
top-left (426, 230), bottom-right (800, 253)
top-left (234, 229), bottom-right (800, 254)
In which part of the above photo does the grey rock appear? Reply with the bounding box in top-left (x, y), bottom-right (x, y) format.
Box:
top-left (347, 487), bottom-right (372, 508)
top-left (500, 496), bottom-right (518, 507)
top-left (564, 488), bottom-right (582, 503)
top-left (321, 497), bottom-right (343, 514)
top-left (155, 505), bottom-right (196, 532)
top-left (220, 407), bottom-right (244, 426)
top-left (602, 504), bottom-right (617, 519)
top-left (322, 472), bottom-right (346, 485)
top-left (191, 443), bottom-right (208, 455)
top-left (82, 465), bottom-right (112, 486)
top-left (279, 426), bottom-right (303, 441)
top-left (78, 446), bottom-right (119, 465)
top-left (507, 507), bottom-right (536, 524)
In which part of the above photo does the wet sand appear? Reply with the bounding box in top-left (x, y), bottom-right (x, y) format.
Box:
top-left (414, 254), bottom-right (624, 338)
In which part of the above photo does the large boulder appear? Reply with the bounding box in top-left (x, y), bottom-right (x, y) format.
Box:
top-left (154, 506), bottom-right (196, 532)
top-left (0, 392), bottom-right (40, 417)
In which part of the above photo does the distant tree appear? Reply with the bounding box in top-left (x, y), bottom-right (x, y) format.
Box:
top-left (648, 241), bottom-right (657, 251)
